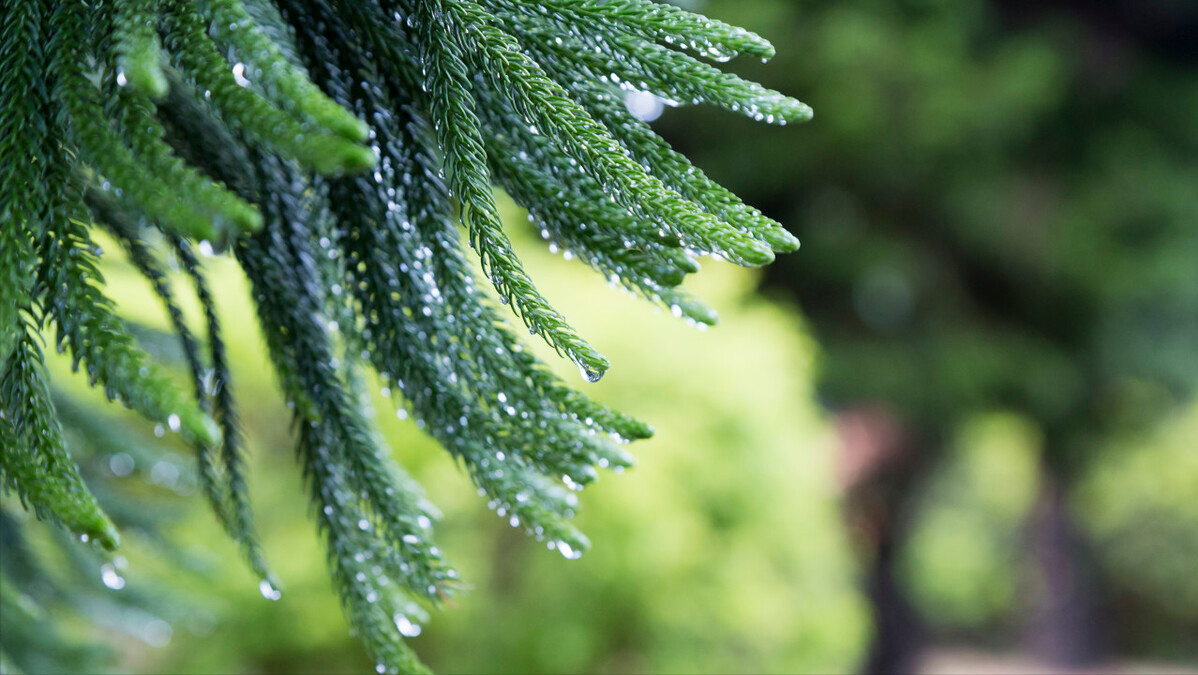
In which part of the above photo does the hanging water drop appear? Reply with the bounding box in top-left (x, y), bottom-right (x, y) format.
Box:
top-left (259, 579), bottom-right (282, 601)
top-left (556, 541), bottom-right (583, 560)
top-left (394, 614), bottom-right (422, 637)
top-left (101, 563), bottom-right (126, 590)
top-left (577, 363), bottom-right (603, 383)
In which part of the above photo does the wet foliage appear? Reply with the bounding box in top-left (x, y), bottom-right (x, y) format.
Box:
top-left (0, 0), bottom-right (808, 671)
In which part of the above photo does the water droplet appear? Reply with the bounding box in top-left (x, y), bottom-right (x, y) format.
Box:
top-left (259, 579), bottom-right (282, 601)
top-left (577, 363), bottom-right (603, 383)
top-left (557, 541), bottom-right (583, 560)
top-left (109, 453), bottom-right (135, 476)
top-left (394, 614), bottom-right (422, 637)
top-left (101, 563), bottom-right (126, 590)
top-left (232, 62), bottom-right (251, 87)
top-left (142, 619), bottom-right (173, 647)
top-left (150, 461), bottom-right (179, 486)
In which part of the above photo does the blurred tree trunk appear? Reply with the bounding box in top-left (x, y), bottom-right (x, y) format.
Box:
top-left (1022, 466), bottom-right (1103, 668)
top-left (837, 408), bottom-right (934, 674)
top-left (861, 524), bottom-right (925, 675)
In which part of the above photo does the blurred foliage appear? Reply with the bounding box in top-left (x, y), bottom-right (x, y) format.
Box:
top-left (898, 414), bottom-right (1042, 631)
top-left (895, 403), bottom-right (1198, 658)
top-left (660, 0), bottom-right (1198, 661)
top-left (1075, 409), bottom-right (1198, 624)
top-left (663, 0), bottom-right (1198, 454)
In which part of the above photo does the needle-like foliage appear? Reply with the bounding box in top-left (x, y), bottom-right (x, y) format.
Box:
top-left (0, 0), bottom-right (809, 671)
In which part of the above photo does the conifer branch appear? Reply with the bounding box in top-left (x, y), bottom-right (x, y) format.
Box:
top-left (1, 330), bottom-right (120, 550)
top-left (1, 1), bottom-right (808, 670)
top-left (113, 0), bottom-right (169, 98)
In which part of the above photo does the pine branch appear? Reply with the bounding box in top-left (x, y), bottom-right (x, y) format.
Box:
top-left (112, 0), bottom-right (168, 97)
top-left (481, 0), bottom-right (777, 63)
top-left (1, 0), bottom-right (49, 364)
top-left (174, 237), bottom-right (274, 585)
top-left (0, 1), bottom-right (809, 671)
top-left (0, 330), bottom-right (120, 550)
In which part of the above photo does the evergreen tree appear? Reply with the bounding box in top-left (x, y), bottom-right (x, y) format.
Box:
top-left (0, 1), bottom-right (807, 671)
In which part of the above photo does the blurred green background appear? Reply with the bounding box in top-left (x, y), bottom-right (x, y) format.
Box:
top-left (6, 0), bottom-right (1198, 673)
